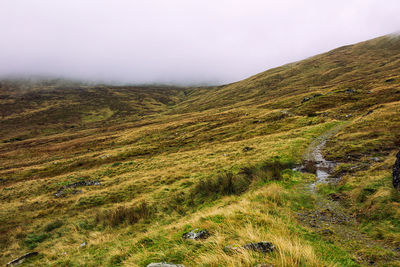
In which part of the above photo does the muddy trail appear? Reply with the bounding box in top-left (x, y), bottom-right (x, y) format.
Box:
top-left (296, 124), bottom-right (400, 266)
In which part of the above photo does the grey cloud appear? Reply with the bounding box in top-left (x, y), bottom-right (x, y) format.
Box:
top-left (0, 0), bottom-right (400, 85)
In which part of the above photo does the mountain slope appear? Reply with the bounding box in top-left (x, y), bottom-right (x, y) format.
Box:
top-left (174, 35), bottom-right (400, 113)
top-left (1, 34), bottom-right (400, 266)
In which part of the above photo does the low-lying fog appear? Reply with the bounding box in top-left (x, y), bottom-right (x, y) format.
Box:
top-left (1, 0), bottom-right (400, 85)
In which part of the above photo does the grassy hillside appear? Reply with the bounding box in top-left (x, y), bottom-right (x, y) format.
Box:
top-left (1, 34), bottom-right (400, 266)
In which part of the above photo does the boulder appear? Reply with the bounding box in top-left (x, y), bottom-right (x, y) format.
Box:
top-left (147, 263), bottom-right (185, 267)
top-left (393, 151), bottom-right (400, 190)
top-left (182, 229), bottom-right (209, 240)
top-left (243, 241), bottom-right (275, 253)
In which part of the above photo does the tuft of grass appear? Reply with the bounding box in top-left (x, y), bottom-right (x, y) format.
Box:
top-left (24, 233), bottom-right (49, 249)
top-left (43, 219), bottom-right (63, 232)
top-left (96, 202), bottom-right (153, 227)
top-left (192, 159), bottom-right (293, 199)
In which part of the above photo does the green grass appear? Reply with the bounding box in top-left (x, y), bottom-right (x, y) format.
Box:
top-left (1, 34), bottom-right (400, 266)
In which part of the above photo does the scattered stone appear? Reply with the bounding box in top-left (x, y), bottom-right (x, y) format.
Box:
top-left (6, 252), bottom-right (38, 266)
top-left (182, 229), bottom-right (209, 240)
top-left (147, 263), bottom-right (185, 267)
top-left (99, 154), bottom-right (110, 159)
top-left (243, 241), bottom-right (275, 253)
top-left (370, 157), bottom-right (382, 162)
top-left (80, 242), bottom-right (87, 247)
top-left (72, 189), bottom-right (83, 195)
top-left (242, 146), bottom-right (254, 152)
top-left (365, 110), bottom-right (373, 116)
top-left (345, 114), bottom-right (352, 118)
top-left (297, 208), bottom-right (349, 226)
top-left (393, 151), bottom-right (400, 191)
top-left (54, 180), bottom-right (101, 198)
top-left (302, 94), bottom-right (323, 104)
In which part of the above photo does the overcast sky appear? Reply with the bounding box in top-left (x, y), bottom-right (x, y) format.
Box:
top-left (0, 0), bottom-right (400, 85)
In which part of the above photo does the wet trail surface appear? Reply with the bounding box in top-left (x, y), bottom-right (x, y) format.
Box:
top-left (296, 124), bottom-right (400, 266)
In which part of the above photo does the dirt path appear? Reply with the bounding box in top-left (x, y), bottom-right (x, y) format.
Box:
top-left (296, 124), bottom-right (400, 266)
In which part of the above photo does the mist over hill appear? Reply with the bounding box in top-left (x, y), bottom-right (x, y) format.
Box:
top-left (1, 1), bottom-right (400, 85)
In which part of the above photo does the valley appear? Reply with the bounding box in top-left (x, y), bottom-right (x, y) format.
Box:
top-left (1, 34), bottom-right (400, 266)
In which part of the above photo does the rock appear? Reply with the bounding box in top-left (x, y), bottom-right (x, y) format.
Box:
top-left (146, 263), bottom-right (185, 267)
top-left (182, 229), bottom-right (209, 240)
top-left (80, 242), bottom-right (87, 247)
top-left (393, 151), bottom-right (400, 191)
top-left (243, 241), bottom-right (275, 253)
top-left (71, 189), bottom-right (83, 195)
top-left (6, 252), bottom-right (38, 266)
top-left (242, 146), bottom-right (254, 152)
top-left (54, 180), bottom-right (101, 198)
top-left (365, 110), bottom-right (373, 116)
top-left (301, 93), bottom-right (323, 104)
top-left (370, 157), bottom-right (382, 162)
top-left (224, 241), bottom-right (275, 254)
